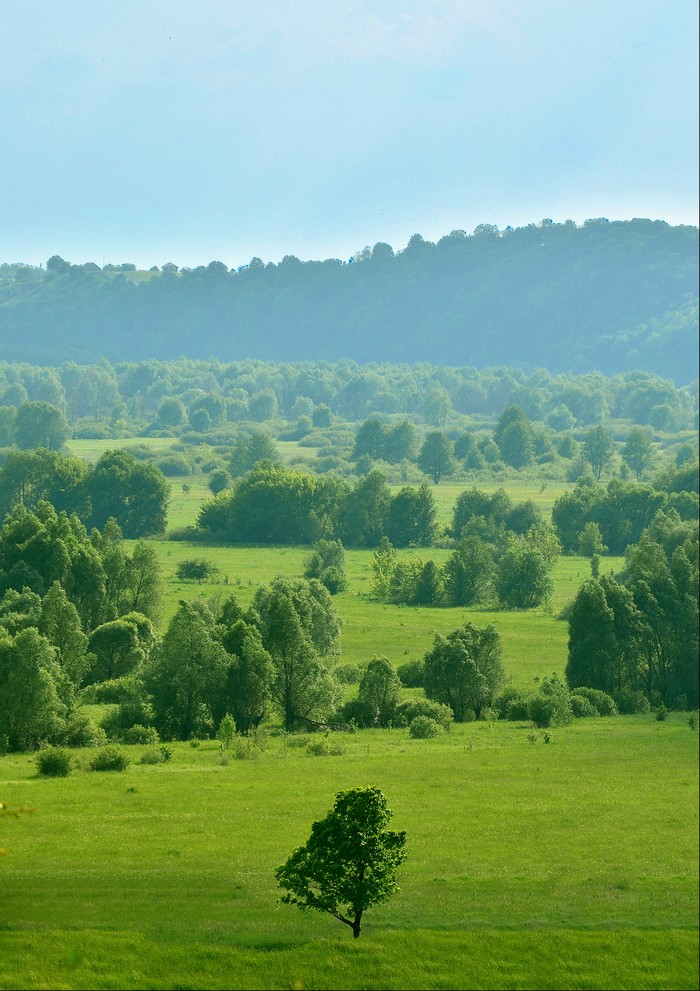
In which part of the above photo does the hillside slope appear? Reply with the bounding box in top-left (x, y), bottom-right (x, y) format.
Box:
top-left (1, 219), bottom-right (697, 381)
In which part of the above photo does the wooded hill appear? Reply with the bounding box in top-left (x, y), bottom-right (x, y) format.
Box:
top-left (1, 219), bottom-right (697, 381)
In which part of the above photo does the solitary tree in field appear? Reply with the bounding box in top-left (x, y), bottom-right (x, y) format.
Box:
top-left (276, 787), bottom-right (407, 939)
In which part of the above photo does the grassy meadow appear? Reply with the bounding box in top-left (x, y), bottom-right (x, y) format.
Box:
top-left (3, 443), bottom-right (696, 989)
top-left (1, 716), bottom-right (697, 989)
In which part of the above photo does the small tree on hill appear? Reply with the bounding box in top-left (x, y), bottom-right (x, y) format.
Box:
top-left (275, 786), bottom-right (407, 939)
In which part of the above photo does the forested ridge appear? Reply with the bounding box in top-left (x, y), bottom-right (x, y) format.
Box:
top-left (1, 219), bottom-right (697, 380)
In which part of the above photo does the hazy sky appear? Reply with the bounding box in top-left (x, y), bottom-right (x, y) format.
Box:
top-left (2, 0), bottom-right (697, 269)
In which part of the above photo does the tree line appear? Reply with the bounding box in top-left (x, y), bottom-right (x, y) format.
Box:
top-left (0, 219), bottom-right (696, 381)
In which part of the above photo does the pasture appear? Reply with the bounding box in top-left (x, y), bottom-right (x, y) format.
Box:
top-left (1, 716), bottom-right (697, 990)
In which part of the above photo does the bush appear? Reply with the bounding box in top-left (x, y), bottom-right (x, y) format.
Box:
top-left (409, 715), bottom-right (442, 739)
top-left (494, 685), bottom-right (526, 719)
top-left (505, 696), bottom-right (532, 720)
top-left (688, 711), bottom-right (698, 730)
top-left (570, 694), bottom-right (598, 718)
top-left (305, 736), bottom-right (346, 756)
top-left (655, 704), bottom-right (669, 722)
top-left (59, 713), bottom-right (107, 748)
top-left (612, 689), bottom-right (651, 714)
top-left (176, 558), bottom-right (220, 582)
top-left (528, 677), bottom-right (573, 728)
top-left (395, 698), bottom-right (453, 730)
top-left (101, 698), bottom-right (155, 741)
top-left (36, 747), bottom-right (72, 777)
top-left (83, 677), bottom-right (138, 705)
top-left (89, 746), bottom-right (130, 772)
top-left (140, 745), bottom-right (173, 765)
top-left (397, 659), bottom-right (424, 688)
top-left (334, 663), bottom-right (363, 684)
top-left (571, 687), bottom-right (618, 716)
top-left (123, 724), bottom-right (160, 745)
top-left (156, 454), bottom-right (191, 476)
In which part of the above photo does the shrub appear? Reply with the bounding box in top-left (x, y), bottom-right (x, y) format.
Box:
top-left (101, 698), bottom-right (155, 741)
top-left (89, 746), bottom-right (130, 772)
top-left (571, 687), bottom-right (618, 716)
top-left (505, 696), bottom-right (531, 720)
top-left (494, 685), bottom-right (526, 718)
top-left (36, 747), bottom-right (72, 777)
top-left (395, 698), bottom-right (453, 730)
top-left (334, 663), bottom-right (363, 684)
top-left (612, 689), bottom-right (651, 714)
top-left (60, 713), bottom-right (107, 748)
top-left (217, 714), bottom-right (237, 749)
top-left (655, 704), bottom-right (669, 722)
top-left (409, 715), bottom-right (441, 739)
top-left (570, 695), bottom-right (598, 718)
top-left (123, 724), bottom-right (160, 745)
top-left (396, 659), bottom-right (424, 688)
top-left (140, 745), bottom-right (173, 765)
top-left (176, 558), bottom-right (220, 582)
top-left (688, 711), bottom-right (698, 730)
top-left (83, 677), bottom-right (139, 705)
top-left (156, 454), bottom-right (191, 476)
top-left (305, 736), bottom-right (346, 756)
top-left (528, 677), bottom-right (573, 728)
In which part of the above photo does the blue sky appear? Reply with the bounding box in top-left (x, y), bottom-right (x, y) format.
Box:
top-left (1, 0), bottom-right (697, 269)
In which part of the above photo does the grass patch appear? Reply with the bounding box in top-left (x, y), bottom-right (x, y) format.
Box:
top-left (0, 717), bottom-right (697, 989)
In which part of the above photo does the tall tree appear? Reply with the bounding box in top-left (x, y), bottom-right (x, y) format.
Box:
top-left (418, 432), bottom-right (455, 485)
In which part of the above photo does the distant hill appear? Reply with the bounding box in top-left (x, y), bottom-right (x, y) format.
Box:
top-left (1, 219), bottom-right (697, 382)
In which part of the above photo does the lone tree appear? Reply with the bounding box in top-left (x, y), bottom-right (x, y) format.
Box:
top-left (275, 786), bottom-right (407, 939)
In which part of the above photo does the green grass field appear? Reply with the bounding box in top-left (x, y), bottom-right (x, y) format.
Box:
top-left (15, 442), bottom-right (695, 989)
top-left (1, 716), bottom-right (697, 989)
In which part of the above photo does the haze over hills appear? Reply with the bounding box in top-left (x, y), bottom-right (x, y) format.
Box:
top-left (1, 218), bottom-right (697, 383)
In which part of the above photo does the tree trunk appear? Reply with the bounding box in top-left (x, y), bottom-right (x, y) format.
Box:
top-left (352, 910), bottom-right (362, 938)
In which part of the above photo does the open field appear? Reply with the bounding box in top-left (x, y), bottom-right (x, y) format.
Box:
top-left (144, 539), bottom-right (624, 685)
top-left (1, 716), bottom-right (697, 990)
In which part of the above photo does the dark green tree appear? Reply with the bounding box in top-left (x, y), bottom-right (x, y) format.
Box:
top-left (622, 427), bottom-right (656, 480)
top-left (495, 543), bottom-right (553, 609)
top-left (357, 657), bottom-right (402, 726)
top-left (583, 425), bottom-right (615, 480)
top-left (276, 787), bottom-right (407, 939)
top-left (254, 578), bottom-right (342, 730)
top-left (145, 601), bottom-right (230, 739)
top-left (423, 623), bottom-right (505, 720)
top-left (15, 401), bottom-right (70, 451)
top-left (386, 484), bottom-right (437, 547)
top-left (87, 450), bottom-right (169, 537)
top-left (418, 432), bottom-right (455, 485)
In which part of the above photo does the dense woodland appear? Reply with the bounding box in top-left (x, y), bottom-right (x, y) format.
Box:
top-left (1, 219), bottom-right (697, 379)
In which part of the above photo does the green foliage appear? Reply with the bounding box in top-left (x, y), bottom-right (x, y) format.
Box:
top-left (495, 542), bottom-right (553, 610)
top-left (0, 627), bottom-right (68, 751)
top-left (612, 689), bottom-right (651, 715)
top-left (571, 687), bottom-right (618, 716)
top-left (528, 676), bottom-right (573, 728)
top-left (275, 786), bottom-right (407, 938)
top-left (145, 600), bottom-right (229, 740)
top-left (423, 623), bottom-right (505, 721)
top-left (89, 746), bottom-right (130, 772)
top-left (418, 432), bottom-right (455, 485)
top-left (175, 558), bottom-right (220, 583)
top-left (357, 657), bottom-right (402, 727)
top-left (303, 539), bottom-right (348, 594)
top-left (570, 694), bottom-right (598, 718)
top-left (254, 577), bottom-right (342, 730)
top-left (409, 715), bottom-right (442, 738)
top-left (36, 746), bottom-right (72, 777)
top-left (396, 658), bottom-right (424, 688)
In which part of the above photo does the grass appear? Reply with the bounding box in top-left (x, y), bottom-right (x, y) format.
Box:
top-left (145, 538), bottom-right (624, 686)
top-left (1, 716), bottom-right (697, 989)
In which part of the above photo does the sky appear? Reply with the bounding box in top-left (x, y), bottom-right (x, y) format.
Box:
top-left (1, 0), bottom-right (698, 269)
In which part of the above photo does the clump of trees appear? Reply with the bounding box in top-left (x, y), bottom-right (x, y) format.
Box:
top-left (0, 448), bottom-right (170, 538)
top-left (566, 509), bottom-right (699, 709)
top-left (198, 465), bottom-right (437, 548)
